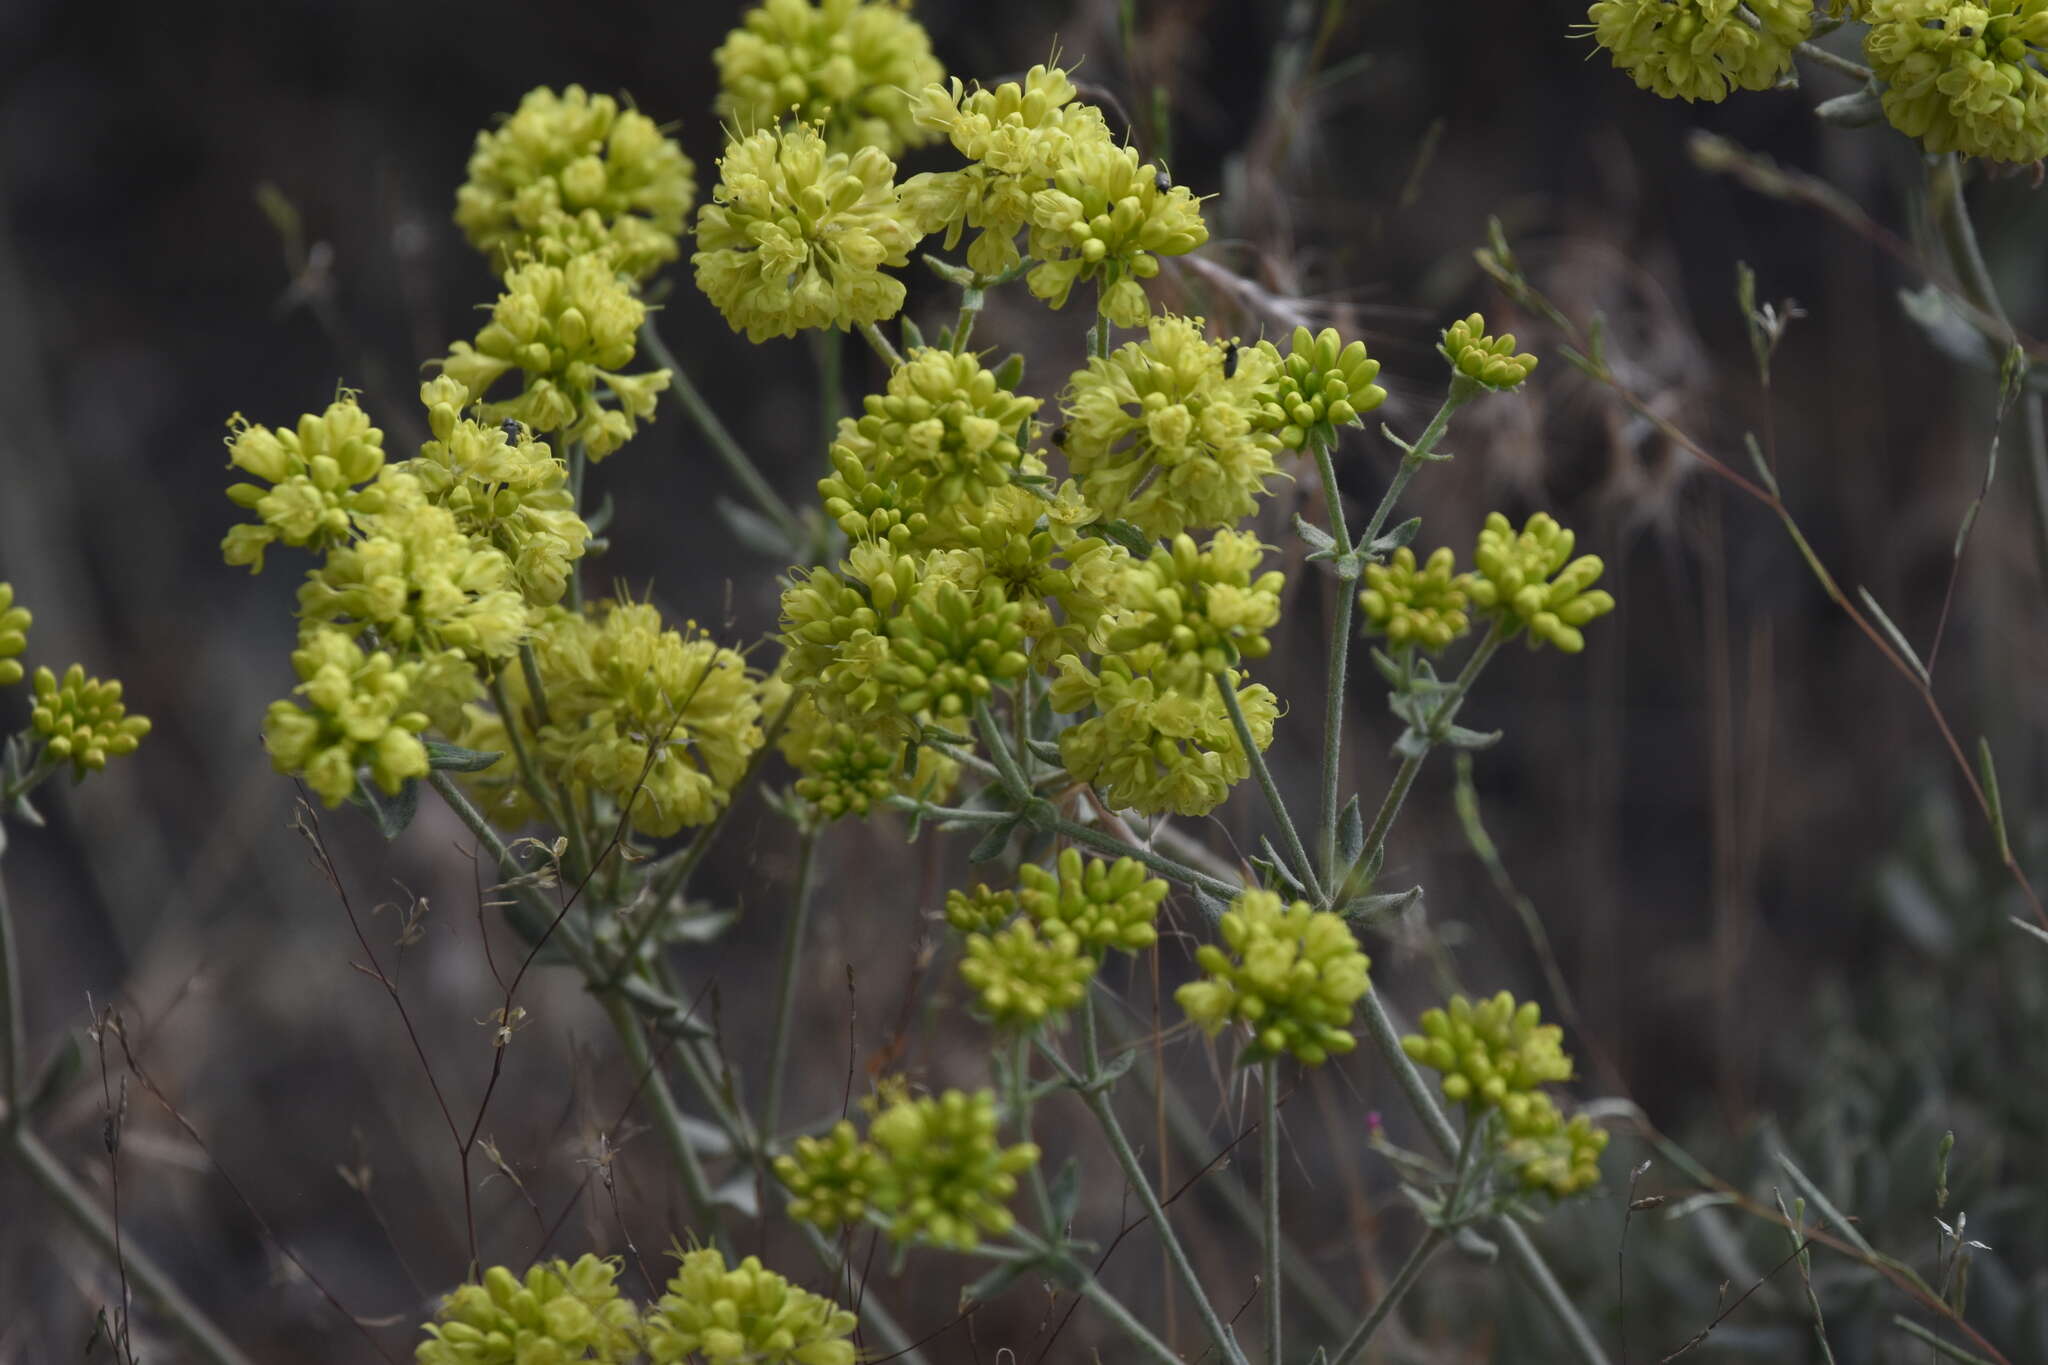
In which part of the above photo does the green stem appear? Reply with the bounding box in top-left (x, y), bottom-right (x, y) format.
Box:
top-left (487, 672), bottom-right (566, 830)
top-left (1356, 385), bottom-right (1468, 550)
top-left (1011, 1032), bottom-right (1058, 1232)
top-left (9, 1126), bottom-right (259, 1365)
top-left (975, 698), bottom-right (1031, 801)
top-left (858, 321), bottom-right (903, 369)
top-left (639, 321), bottom-right (809, 553)
top-left (1216, 671), bottom-right (1324, 903)
top-left (1793, 39), bottom-right (1873, 82)
top-left (1326, 1230), bottom-right (1446, 1365)
top-left (1261, 1056), bottom-right (1283, 1365)
top-left (812, 330), bottom-right (843, 457)
top-left (0, 748), bottom-right (61, 807)
top-left (880, 796), bottom-right (1016, 826)
top-left (1343, 625), bottom-right (1506, 902)
top-left (599, 993), bottom-right (726, 1247)
top-left (793, 1222), bottom-right (928, 1365)
top-left (0, 862), bottom-right (21, 1120)
top-left (426, 771), bottom-right (600, 973)
top-left (565, 439), bottom-right (588, 612)
top-left (952, 285), bottom-right (986, 354)
top-left (762, 827), bottom-right (821, 1140)
top-left (1009, 1227), bottom-right (1185, 1365)
top-left (1311, 436), bottom-right (1357, 886)
top-left (1074, 1002), bottom-right (1246, 1365)
top-left (1041, 809), bottom-right (1242, 907)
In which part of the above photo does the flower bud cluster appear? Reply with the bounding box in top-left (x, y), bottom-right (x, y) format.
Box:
top-left (416, 1256), bottom-right (641, 1365)
top-left (221, 394), bottom-right (388, 572)
top-left (1466, 512), bottom-right (1616, 653)
top-left (456, 85), bottom-right (695, 281)
top-left (1358, 547), bottom-right (1472, 652)
top-left (0, 584), bottom-right (28, 688)
top-left (1175, 889), bottom-right (1373, 1065)
top-left (1584, 0), bottom-right (1812, 103)
top-left (1251, 326), bottom-right (1389, 451)
top-left (32, 665), bottom-right (153, 780)
top-left (645, 1247), bottom-right (858, 1365)
top-left (715, 0), bottom-right (945, 159)
top-left (1440, 313), bottom-right (1540, 391)
top-left (1865, 0), bottom-right (2048, 161)
top-left (1015, 847), bottom-right (1168, 954)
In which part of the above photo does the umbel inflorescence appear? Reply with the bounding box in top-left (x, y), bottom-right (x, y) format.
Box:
top-left (204, 2), bottom-right (1626, 1357)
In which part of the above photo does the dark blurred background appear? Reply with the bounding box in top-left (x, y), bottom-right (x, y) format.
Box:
top-left (3, 0), bottom-right (2046, 1360)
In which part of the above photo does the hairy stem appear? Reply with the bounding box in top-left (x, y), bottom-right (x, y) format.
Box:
top-left (1311, 435), bottom-right (1357, 886)
top-left (762, 827), bottom-right (820, 1140)
top-left (1326, 1229), bottom-right (1445, 1365)
top-left (1216, 671), bottom-right (1323, 902)
top-left (1261, 1056), bottom-right (1283, 1365)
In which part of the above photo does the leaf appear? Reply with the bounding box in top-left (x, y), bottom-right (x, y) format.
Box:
top-left (1815, 86), bottom-right (1885, 128)
top-left (1048, 1156), bottom-right (1081, 1229)
top-left (1194, 887), bottom-right (1233, 925)
top-left (1098, 519), bottom-right (1155, 558)
top-left (1366, 517), bottom-right (1422, 558)
top-left (1094, 1047), bottom-right (1139, 1087)
top-left (1293, 514), bottom-right (1337, 554)
top-left (900, 314), bottom-right (926, 352)
top-left (582, 491), bottom-right (617, 536)
top-left (960, 1259), bottom-right (1031, 1307)
top-left (615, 974), bottom-right (714, 1039)
top-left (710, 1173), bottom-right (759, 1217)
top-left (717, 496), bottom-right (797, 559)
top-left (1441, 725), bottom-right (1503, 751)
top-left (968, 817), bottom-right (1019, 864)
top-left (668, 904), bottom-right (740, 945)
top-left (424, 740), bottom-right (503, 773)
top-left (993, 353), bottom-right (1026, 392)
top-left (920, 252), bottom-right (977, 286)
top-left (1337, 795), bottom-right (1364, 866)
top-left (354, 774), bottom-right (418, 840)
top-left (1340, 886), bottom-right (1420, 925)
top-left (1254, 841), bottom-right (1305, 896)
top-left (1855, 587), bottom-right (1929, 685)
top-left (1977, 737), bottom-right (2010, 862)
top-left (1369, 648), bottom-right (1407, 689)
top-left (1392, 727), bottom-right (1431, 762)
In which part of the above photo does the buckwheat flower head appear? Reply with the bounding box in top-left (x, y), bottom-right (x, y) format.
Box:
top-left (1401, 991), bottom-right (1575, 1109)
top-left (1060, 314), bottom-right (1282, 538)
top-left (776, 685), bottom-right (958, 818)
top-left (438, 255), bottom-right (670, 460)
top-left (1100, 530), bottom-right (1286, 690)
top-left (944, 882), bottom-right (1018, 934)
top-left (1250, 326), bottom-right (1389, 452)
top-left (456, 85), bottom-right (695, 280)
top-left (774, 1119), bottom-right (886, 1233)
top-left (1440, 313), bottom-right (1539, 391)
top-left (694, 122), bottom-right (922, 343)
top-left (950, 480), bottom-right (1129, 669)
top-left (867, 1088), bottom-right (1039, 1248)
top-left (1466, 511), bottom-right (1616, 653)
top-left (715, 0), bottom-right (944, 158)
top-left (416, 1254), bottom-right (641, 1365)
top-left (297, 495), bottom-right (529, 663)
top-left (31, 664), bottom-right (151, 780)
top-left (1015, 846), bottom-right (1168, 954)
top-left (530, 602), bottom-right (767, 839)
top-left (412, 378), bottom-right (590, 606)
top-left (264, 627), bottom-right (429, 807)
top-left (1864, 0), bottom-right (2048, 162)
top-left (221, 394), bottom-right (387, 572)
top-left (1358, 546), bottom-right (1472, 652)
top-left (830, 347), bottom-right (1041, 519)
top-left (1502, 1093), bottom-right (1609, 1198)
top-left (0, 583), bottom-right (29, 688)
top-left (646, 1247), bottom-right (856, 1365)
top-left (1175, 889), bottom-right (1372, 1066)
top-left (1583, 0), bottom-right (1812, 103)
top-left (959, 918), bottom-right (1097, 1028)
top-left (1026, 137), bottom-right (1208, 323)
top-left (902, 64), bottom-right (1115, 278)
top-left (1049, 655), bottom-right (1276, 818)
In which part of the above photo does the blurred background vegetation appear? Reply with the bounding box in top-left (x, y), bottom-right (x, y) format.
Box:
top-left (2, 0), bottom-right (2045, 1359)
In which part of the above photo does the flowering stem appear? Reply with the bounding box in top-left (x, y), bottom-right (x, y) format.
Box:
top-left (1261, 1056), bottom-right (1283, 1365)
top-left (1325, 1229), bottom-right (1446, 1365)
top-left (952, 283), bottom-right (986, 354)
top-left (1310, 434), bottom-right (1356, 886)
top-left (1354, 986), bottom-right (1611, 1364)
top-left (881, 795), bottom-right (1015, 825)
top-left (1357, 384), bottom-right (1468, 551)
top-left (487, 671), bottom-right (566, 831)
top-left (1010, 1032), bottom-right (1058, 1232)
top-left (761, 825), bottom-right (820, 1140)
top-left (1072, 996), bottom-right (1248, 1365)
top-left (0, 748), bottom-right (60, 807)
top-left (638, 321), bottom-right (810, 554)
top-left (1038, 808), bottom-right (1242, 906)
top-left (1793, 39), bottom-right (1872, 83)
top-left (858, 320), bottom-right (904, 369)
top-left (1009, 1227), bottom-right (1185, 1365)
top-left (1342, 624), bottom-right (1506, 905)
top-left (599, 991), bottom-right (728, 1249)
top-left (0, 863), bottom-right (21, 1122)
top-left (9, 1125), bottom-right (259, 1365)
top-left (812, 329), bottom-right (844, 457)
top-left (1215, 671), bottom-right (1323, 903)
top-left (975, 698), bottom-right (1032, 802)
top-left (426, 770), bottom-right (602, 974)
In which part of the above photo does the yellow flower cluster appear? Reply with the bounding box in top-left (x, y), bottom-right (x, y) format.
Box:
top-left (715, 0), bottom-right (945, 158)
top-left (1176, 889), bottom-right (1372, 1065)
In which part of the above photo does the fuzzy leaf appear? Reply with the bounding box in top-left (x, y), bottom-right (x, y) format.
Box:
top-left (424, 740), bottom-right (503, 773)
top-left (353, 774), bottom-right (418, 840)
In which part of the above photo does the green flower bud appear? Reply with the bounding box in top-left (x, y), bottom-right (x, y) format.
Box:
top-left (437, 254), bottom-right (669, 461)
top-left (1051, 656), bottom-right (1277, 818)
top-left (646, 1247), bottom-right (857, 1365)
top-left (1500, 1091), bottom-right (1610, 1198)
top-left (1583, 0), bottom-right (1812, 104)
top-left (959, 918), bottom-right (1097, 1028)
top-left (715, 0), bottom-right (945, 159)
top-left (830, 348), bottom-right (1041, 520)
top-left (1439, 313), bottom-right (1539, 391)
top-left (1175, 888), bottom-right (1372, 1066)
top-left (1864, 0), bottom-right (2048, 162)
top-left (416, 1255), bottom-right (641, 1365)
top-left (1465, 511), bottom-right (1616, 652)
top-left (693, 122), bottom-right (922, 343)
top-left (1400, 990), bottom-right (1575, 1109)
top-left (1100, 530), bottom-right (1285, 690)
top-left (264, 628), bottom-right (429, 806)
top-left (1249, 325), bottom-right (1388, 451)
top-left (1024, 136), bottom-right (1208, 319)
top-left (774, 1119), bottom-right (886, 1234)
top-left (901, 64), bottom-right (1115, 278)
top-left (1358, 546), bottom-right (1472, 652)
top-left (944, 883), bottom-right (1018, 934)
top-left (867, 1088), bottom-right (1039, 1249)
top-left (456, 85), bottom-right (695, 280)
top-left (0, 583), bottom-right (30, 688)
top-left (1060, 313), bottom-right (1282, 539)
top-left (778, 684), bottom-right (959, 819)
top-left (1015, 846), bottom-right (1169, 954)
top-left (219, 394), bottom-right (387, 573)
top-left (31, 664), bottom-right (151, 779)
